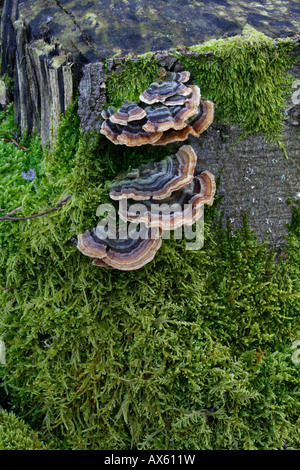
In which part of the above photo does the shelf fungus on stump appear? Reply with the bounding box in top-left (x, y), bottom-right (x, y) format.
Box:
top-left (109, 145), bottom-right (197, 201)
top-left (81, 69), bottom-right (217, 270)
top-left (77, 225), bottom-right (162, 271)
top-left (139, 79), bottom-right (191, 105)
top-left (107, 100), bottom-right (147, 125)
top-left (118, 170), bottom-right (216, 231)
top-left (152, 99), bottom-right (214, 146)
top-left (100, 70), bottom-right (214, 146)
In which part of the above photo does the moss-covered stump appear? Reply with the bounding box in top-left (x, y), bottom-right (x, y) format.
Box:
top-left (78, 27), bottom-right (300, 245)
top-left (0, 1), bottom-right (299, 451)
top-left (0, 0), bottom-right (299, 146)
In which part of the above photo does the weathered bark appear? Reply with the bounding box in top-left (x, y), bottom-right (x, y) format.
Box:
top-left (0, 0), bottom-right (74, 146)
top-left (0, 0), bottom-right (18, 78)
top-left (78, 62), bottom-right (106, 133)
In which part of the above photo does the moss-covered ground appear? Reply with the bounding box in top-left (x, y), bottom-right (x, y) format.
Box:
top-left (0, 27), bottom-right (299, 450)
top-left (0, 100), bottom-right (299, 450)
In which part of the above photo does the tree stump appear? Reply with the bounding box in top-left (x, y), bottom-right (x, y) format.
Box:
top-left (0, 0), bottom-right (299, 244)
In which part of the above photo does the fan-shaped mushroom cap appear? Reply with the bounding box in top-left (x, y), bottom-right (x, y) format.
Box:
top-left (151, 99), bottom-right (214, 145)
top-left (188, 100), bottom-right (215, 136)
top-left (117, 121), bottom-right (163, 146)
top-left (151, 125), bottom-right (198, 146)
top-left (100, 119), bottom-right (123, 144)
top-left (142, 104), bottom-right (188, 133)
top-left (109, 145), bottom-right (197, 201)
top-left (101, 106), bottom-right (116, 120)
top-left (142, 85), bottom-right (201, 133)
top-left (163, 93), bottom-right (192, 106)
top-left (155, 69), bottom-right (190, 84)
top-left (139, 80), bottom-right (191, 105)
top-left (77, 225), bottom-right (162, 270)
top-left (167, 71), bottom-right (191, 83)
top-left (100, 119), bottom-right (163, 146)
top-left (119, 170), bottom-right (216, 230)
top-left (109, 100), bottom-right (147, 125)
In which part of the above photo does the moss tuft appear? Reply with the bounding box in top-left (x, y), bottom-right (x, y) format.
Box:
top-left (105, 57), bottom-right (159, 108)
top-left (176, 26), bottom-right (296, 142)
top-left (0, 408), bottom-right (46, 450)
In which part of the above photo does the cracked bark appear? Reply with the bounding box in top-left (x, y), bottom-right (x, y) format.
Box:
top-left (54, 0), bottom-right (96, 52)
top-left (0, 0), bottom-right (74, 146)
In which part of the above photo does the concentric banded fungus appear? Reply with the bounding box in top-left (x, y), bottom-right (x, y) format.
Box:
top-left (142, 85), bottom-right (201, 133)
top-left (101, 106), bottom-right (116, 120)
top-left (166, 71), bottom-right (190, 83)
top-left (77, 225), bottom-right (162, 270)
top-left (151, 125), bottom-right (198, 146)
top-left (155, 69), bottom-right (190, 83)
top-left (89, 70), bottom-right (216, 269)
top-left (142, 105), bottom-right (188, 133)
top-left (118, 170), bottom-right (216, 230)
top-left (109, 100), bottom-right (146, 125)
top-left (187, 100), bottom-right (215, 136)
top-left (100, 70), bottom-right (214, 147)
top-left (139, 80), bottom-right (191, 105)
top-left (109, 145), bottom-right (197, 201)
top-left (101, 119), bottom-right (163, 146)
top-left (163, 94), bottom-right (191, 106)
top-left (152, 100), bottom-right (215, 146)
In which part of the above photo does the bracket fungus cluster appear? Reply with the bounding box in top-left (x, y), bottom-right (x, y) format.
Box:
top-left (77, 70), bottom-right (216, 270)
top-left (118, 169), bottom-right (216, 231)
top-left (77, 146), bottom-right (216, 270)
top-left (100, 70), bottom-right (214, 146)
top-left (109, 145), bottom-right (197, 201)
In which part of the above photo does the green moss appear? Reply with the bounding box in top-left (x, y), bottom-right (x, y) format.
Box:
top-left (0, 103), bottom-right (19, 139)
top-left (105, 27), bottom-right (296, 145)
top-left (102, 26), bottom-right (296, 155)
top-left (175, 26), bottom-right (296, 143)
top-left (0, 408), bottom-right (46, 450)
top-left (0, 27), bottom-right (298, 451)
top-left (105, 57), bottom-right (159, 108)
top-left (0, 106), bottom-right (299, 450)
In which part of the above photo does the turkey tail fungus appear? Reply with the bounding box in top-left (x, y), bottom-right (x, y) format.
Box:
top-left (118, 170), bottom-right (216, 230)
top-left (100, 70), bottom-right (213, 147)
top-left (77, 225), bottom-right (162, 271)
top-left (80, 70), bottom-right (216, 269)
top-left (109, 145), bottom-right (197, 201)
